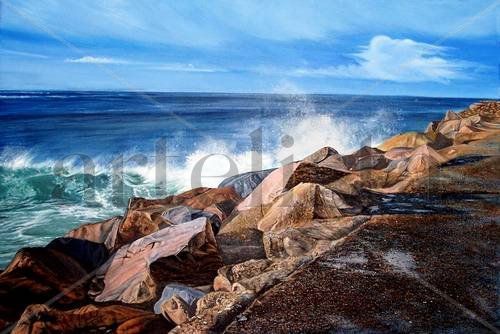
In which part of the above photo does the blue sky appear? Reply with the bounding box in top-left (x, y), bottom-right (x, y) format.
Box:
top-left (0, 0), bottom-right (498, 97)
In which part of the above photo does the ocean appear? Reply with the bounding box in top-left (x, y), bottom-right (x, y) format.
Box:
top-left (0, 91), bottom-right (482, 267)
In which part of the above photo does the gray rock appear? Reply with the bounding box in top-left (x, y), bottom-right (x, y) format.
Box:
top-left (218, 169), bottom-right (275, 198)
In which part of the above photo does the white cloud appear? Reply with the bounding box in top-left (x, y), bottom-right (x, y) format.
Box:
top-left (0, 49), bottom-right (49, 59)
top-left (65, 56), bottom-right (129, 64)
top-left (151, 63), bottom-right (226, 73)
top-left (65, 56), bottom-right (225, 73)
top-left (284, 35), bottom-right (473, 83)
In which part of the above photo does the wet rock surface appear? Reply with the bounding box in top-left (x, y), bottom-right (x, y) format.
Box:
top-left (0, 101), bottom-right (498, 333)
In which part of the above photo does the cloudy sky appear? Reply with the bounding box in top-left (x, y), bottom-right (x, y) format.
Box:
top-left (0, 0), bottom-right (498, 97)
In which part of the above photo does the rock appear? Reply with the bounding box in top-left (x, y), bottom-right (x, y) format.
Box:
top-left (162, 205), bottom-right (222, 234)
top-left (378, 132), bottom-right (432, 151)
top-left (114, 188), bottom-right (241, 249)
top-left (160, 295), bottom-right (192, 325)
top-left (405, 144), bottom-right (447, 174)
top-left (237, 161), bottom-right (349, 211)
top-left (216, 227), bottom-right (267, 265)
top-left (443, 110), bottom-right (462, 121)
top-left (438, 136), bottom-right (499, 161)
top-left (153, 283), bottom-right (205, 320)
top-left (128, 187), bottom-right (241, 216)
top-left (302, 146), bottom-right (339, 163)
top-left (341, 146), bottom-right (389, 170)
top-left (114, 209), bottom-right (170, 249)
top-left (213, 257), bottom-right (310, 294)
top-left (127, 187), bottom-right (210, 211)
top-left (182, 187), bottom-right (241, 213)
top-left (257, 183), bottom-right (351, 232)
top-left (0, 248), bottom-right (88, 328)
top-left (46, 237), bottom-right (109, 272)
top-left (318, 154), bottom-right (350, 171)
top-left (263, 216), bottom-right (370, 258)
top-left (454, 126), bottom-right (499, 144)
top-left (406, 155), bottom-right (500, 194)
top-left (383, 147), bottom-right (414, 160)
top-left (428, 132), bottom-right (453, 149)
top-left (115, 314), bottom-right (172, 334)
top-left (218, 169), bottom-right (276, 198)
top-left (11, 304), bottom-right (170, 334)
top-left (424, 120), bottom-right (440, 140)
top-left (435, 118), bottom-right (477, 139)
top-left (214, 259), bottom-right (272, 292)
top-left (460, 101), bottom-right (500, 121)
top-left (171, 291), bottom-right (255, 333)
top-left (65, 216), bottom-right (122, 250)
top-left (94, 218), bottom-right (222, 304)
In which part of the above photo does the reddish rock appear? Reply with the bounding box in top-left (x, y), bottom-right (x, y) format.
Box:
top-left (94, 218), bottom-right (222, 304)
top-left (11, 304), bottom-right (171, 334)
top-left (378, 131), bottom-right (432, 151)
top-left (0, 248), bottom-right (89, 329)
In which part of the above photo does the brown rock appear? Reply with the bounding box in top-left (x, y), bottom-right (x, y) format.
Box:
top-left (171, 291), bottom-right (255, 333)
top-left (378, 131), bottom-right (432, 151)
top-left (65, 216), bottom-right (122, 250)
top-left (216, 227), bottom-right (267, 265)
top-left (11, 304), bottom-right (169, 334)
top-left (0, 248), bottom-right (88, 328)
top-left (263, 216), bottom-right (370, 258)
top-left (94, 218), bottom-right (222, 304)
top-left (302, 146), bottom-right (339, 163)
top-left (341, 146), bottom-right (389, 170)
top-left (161, 295), bottom-right (192, 325)
top-left (237, 161), bottom-right (349, 211)
top-left (257, 183), bottom-right (350, 232)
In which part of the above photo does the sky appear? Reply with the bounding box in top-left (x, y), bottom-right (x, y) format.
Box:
top-left (0, 0), bottom-right (498, 97)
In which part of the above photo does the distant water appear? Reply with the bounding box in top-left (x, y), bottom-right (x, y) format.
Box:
top-left (0, 91), bottom-right (482, 267)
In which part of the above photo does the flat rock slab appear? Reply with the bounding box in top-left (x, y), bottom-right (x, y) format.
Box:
top-left (226, 214), bottom-right (499, 333)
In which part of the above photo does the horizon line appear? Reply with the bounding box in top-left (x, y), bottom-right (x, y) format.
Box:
top-left (0, 89), bottom-right (495, 100)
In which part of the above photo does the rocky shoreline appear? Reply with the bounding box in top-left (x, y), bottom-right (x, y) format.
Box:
top-left (0, 101), bottom-right (499, 333)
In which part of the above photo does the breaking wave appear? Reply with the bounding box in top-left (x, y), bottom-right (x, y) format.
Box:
top-left (0, 106), bottom-right (396, 202)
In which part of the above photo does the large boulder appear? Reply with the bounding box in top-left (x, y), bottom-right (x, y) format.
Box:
top-left (112, 187), bottom-right (240, 249)
top-left (93, 217), bottom-right (222, 304)
top-left (405, 144), bottom-right (448, 174)
top-left (128, 187), bottom-right (241, 217)
top-left (257, 183), bottom-right (351, 232)
top-left (237, 161), bottom-right (349, 211)
top-left (218, 169), bottom-right (275, 198)
top-left (0, 248), bottom-right (88, 328)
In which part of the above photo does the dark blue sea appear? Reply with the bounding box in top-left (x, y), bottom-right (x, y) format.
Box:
top-left (0, 91), bottom-right (483, 267)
